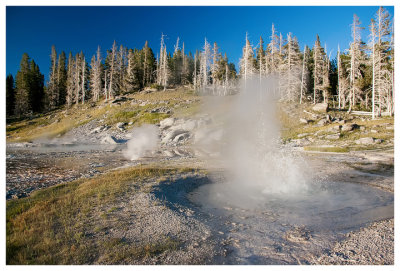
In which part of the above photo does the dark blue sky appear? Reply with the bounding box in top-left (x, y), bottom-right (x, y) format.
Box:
top-left (6, 6), bottom-right (394, 82)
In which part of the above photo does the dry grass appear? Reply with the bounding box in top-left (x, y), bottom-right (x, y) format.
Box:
top-left (6, 166), bottom-right (196, 264)
top-left (278, 103), bottom-right (394, 146)
top-left (6, 87), bottom-right (201, 143)
top-left (303, 146), bottom-right (349, 153)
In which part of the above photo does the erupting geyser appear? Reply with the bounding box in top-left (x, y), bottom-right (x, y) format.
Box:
top-left (196, 78), bottom-right (309, 196)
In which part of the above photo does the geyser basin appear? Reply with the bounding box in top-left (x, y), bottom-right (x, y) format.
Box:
top-left (190, 180), bottom-right (393, 230)
top-left (188, 178), bottom-right (393, 264)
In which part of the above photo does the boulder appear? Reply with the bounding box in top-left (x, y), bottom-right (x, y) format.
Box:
top-left (160, 118), bottom-right (176, 129)
top-left (317, 119), bottom-right (329, 126)
top-left (325, 133), bottom-right (340, 140)
top-left (163, 150), bottom-right (177, 158)
top-left (299, 118), bottom-right (310, 124)
top-left (333, 125), bottom-right (342, 131)
top-left (312, 103), bottom-right (329, 113)
top-left (111, 96), bottom-right (127, 103)
top-left (101, 135), bottom-right (119, 144)
top-left (150, 107), bottom-right (171, 114)
top-left (326, 114), bottom-right (333, 122)
top-left (341, 123), bottom-right (359, 132)
top-left (173, 132), bottom-right (190, 142)
top-left (355, 137), bottom-right (375, 145)
top-left (116, 122), bottom-right (126, 131)
top-left (90, 125), bottom-right (109, 134)
top-left (386, 125), bottom-right (394, 130)
top-left (162, 129), bottom-right (187, 144)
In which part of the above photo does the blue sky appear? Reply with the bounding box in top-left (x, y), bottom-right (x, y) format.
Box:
top-left (6, 6), bottom-right (394, 82)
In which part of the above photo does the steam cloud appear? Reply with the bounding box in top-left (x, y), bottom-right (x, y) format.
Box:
top-left (196, 78), bottom-right (309, 195)
top-left (123, 124), bottom-right (159, 160)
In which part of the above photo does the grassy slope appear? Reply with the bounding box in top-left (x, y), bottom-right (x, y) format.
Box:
top-left (6, 166), bottom-right (197, 264)
top-left (278, 103), bottom-right (394, 152)
top-left (6, 88), bottom-right (201, 143)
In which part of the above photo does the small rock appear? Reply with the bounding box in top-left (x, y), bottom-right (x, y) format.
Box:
top-left (326, 115), bottom-right (332, 122)
top-left (116, 122), bottom-right (126, 130)
top-left (160, 118), bottom-right (176, 129)
top-left (325, 134), bottom-right (340, 140)
top-left (299, 118), bottom-right (310, 124)
top-left (370, 129), bottom-right (378, 133)
top-left (341, 123), bottom-right (359, 132)
top-left (162, 129), bottom-right (187, 144)
top-left (312, 103), bottom-right (329, 113)
top-left (355, 137), bottom-right (375, 145)
top-left (173, 132), bottom-right (190, 142)
top-left (374, 138), bottom-right (383, 144)
top-left (386, 125), bottom-right (394, 130)
top-left (101, 135), bottom-right (119, 144)
top-left (163, 150), bottom-right (177, 158)
top-left (317, 119), bottom-right (329, 126)
top-left (111, 96), bottom-right (127, 103)
top-left (297, 133), bottom-right (310, 138)
top-left (333, 125), bottom-right (342, 131)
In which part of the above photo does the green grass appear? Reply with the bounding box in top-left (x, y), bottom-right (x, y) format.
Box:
top-left (6, 166), bottom-right (195, 264)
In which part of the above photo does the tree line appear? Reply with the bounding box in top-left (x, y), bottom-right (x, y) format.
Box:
top-left (238, 7), bottom-right (393, 118)
top-left (6, 7), bottom-right (393, 119)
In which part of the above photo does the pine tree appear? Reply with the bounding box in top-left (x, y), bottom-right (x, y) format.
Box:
top-left (199, 38), bottom-right (211, 92)
top-left (123, 49), bottom-right (136, 93)
top-left (29, 60), bottom-right (45, 113)
top-left (193, 50), bottom-right (200, 89)
top-left (74, 53), bottom-right (81, 105)
top-left (337, 45), bottom-right (343, 108)
top-left (313, 35), bottom-right (327, 103)
top-left (142, 41), bottom-right (156, 87)
top-left (267, 24), bottom-right (279, 74)
top-left (15, 53), bottom-right (32, 115)
top-left (181, 42), bottom-right (190, 85)
top-left (107, 40), bottom-right (118, 99)
top-left (80, 53), bottom-right (87, 104)
top-left (47, 45), bottom-right (58, 109)
top-left (300, 46), bottom-right (309, 104)
top-left (257, 36), bottom-right (266, 80)
top-left (90, 46), bottom-right (102, 102)
top-left (57, 51), bottom-right (67, 105)
top-left (6, 74), bottom-right (15, 116)
top-left (117, 44), bottom-right (126, 93)
top-left (283, 33), bottom-right (302, 101)
top-left (239, 33), bottom-right (255, 87)
top-left (370, 7), bottom-right (392, 117)
top-left (349, 14), bottom-right (364, 107)
top-left (157, 34), bottom-right (169, 90)
top-left (211, 42), bottom-right (221, 91)
top-left (66, 52), bottom-right (75, 107)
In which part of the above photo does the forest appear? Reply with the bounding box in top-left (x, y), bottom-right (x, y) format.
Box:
top-left (6, 7), bottom-right (394, 120)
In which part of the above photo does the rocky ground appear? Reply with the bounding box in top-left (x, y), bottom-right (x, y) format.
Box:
top-left (312, 218), bottom-right (394, 265)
